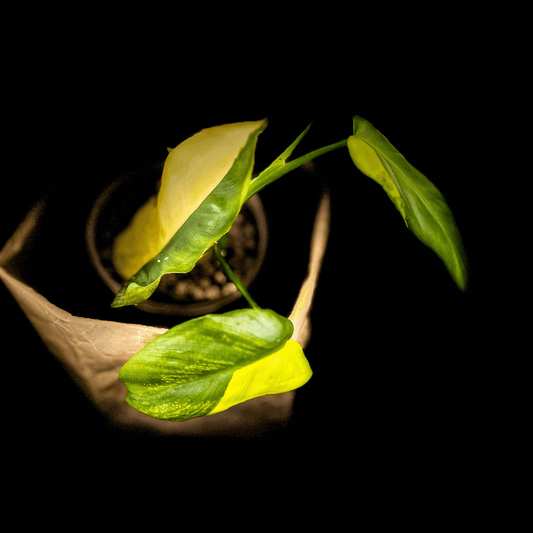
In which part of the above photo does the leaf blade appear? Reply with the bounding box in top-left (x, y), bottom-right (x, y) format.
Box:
top-left (111, 120), bottom-right (267, 307)
top-left (349, 116), bottom-right (468, 290)
top-left (118, 309), bottom-right (311, 421)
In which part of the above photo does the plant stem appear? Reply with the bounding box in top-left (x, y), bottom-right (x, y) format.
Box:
top-left (214, 243), bottom-right (260, 310)
top-left (245, 138), bottom-right (348, 201)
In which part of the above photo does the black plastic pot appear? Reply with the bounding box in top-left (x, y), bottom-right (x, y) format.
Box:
top-left (85, 160), bottom-right (268, 316)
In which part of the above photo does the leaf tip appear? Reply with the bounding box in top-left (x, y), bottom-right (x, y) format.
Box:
top-left (110, 291), bottom-right (125, 308)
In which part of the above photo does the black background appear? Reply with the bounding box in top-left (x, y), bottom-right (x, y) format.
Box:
top-left (1, 4), bottom-right (528, 528)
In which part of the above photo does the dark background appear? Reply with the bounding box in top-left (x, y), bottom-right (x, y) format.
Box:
top-left (1, 4), bottom-right (527, 528)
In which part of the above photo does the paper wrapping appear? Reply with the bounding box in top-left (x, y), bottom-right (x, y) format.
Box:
top-left (0, 194), bottom-right (330, 436)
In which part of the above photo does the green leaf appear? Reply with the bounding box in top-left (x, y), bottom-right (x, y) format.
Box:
top-left (348, 116), bottom-right (468, 290)
top-left (119, 309), bottom-right (312, 421)
top-left (111, 120), bottom-right (267, 307)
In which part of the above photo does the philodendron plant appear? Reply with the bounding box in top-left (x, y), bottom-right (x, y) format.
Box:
top-left (111, 116), bottom-right (467, 422)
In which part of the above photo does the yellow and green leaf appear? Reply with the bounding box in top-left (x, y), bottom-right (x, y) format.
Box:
top-left (111, 119), bottom-right (267, 307)
top-left (348, 116), bottom-right (468, 290)
top-left (118, 309), bottom-right (312, 421)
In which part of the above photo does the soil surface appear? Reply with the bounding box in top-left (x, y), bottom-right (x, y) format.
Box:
top-left (155, 209), bottom-right (259, 304)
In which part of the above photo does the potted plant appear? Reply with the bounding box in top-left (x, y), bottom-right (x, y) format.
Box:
top-left (0, 115), bottom-right (467, 429)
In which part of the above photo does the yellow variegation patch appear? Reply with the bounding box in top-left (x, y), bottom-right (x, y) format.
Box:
top-left (208, 340), bottom-right (311, 416)
top-left (347, 135), bottom-right (407, 222)
top-left (112, 196), bottom-right (165, 281)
